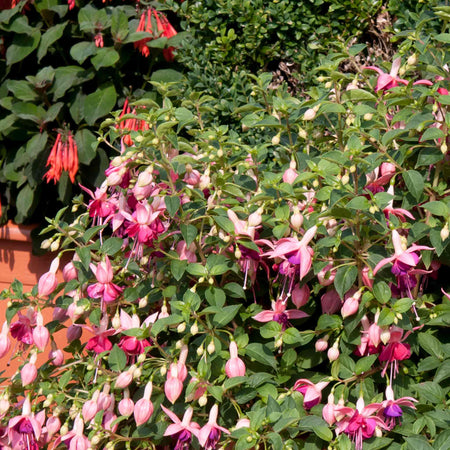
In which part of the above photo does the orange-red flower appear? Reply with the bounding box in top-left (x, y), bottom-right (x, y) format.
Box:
top-left (134, 8), bottom-right (177, 61)
top-left (44, 131), bottom-right (79, 184)
top-left (116, 98), bottom-right (149, 146)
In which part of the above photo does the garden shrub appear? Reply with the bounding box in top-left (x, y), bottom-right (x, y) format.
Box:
top-left (0, 16), bottom-right (449, 447)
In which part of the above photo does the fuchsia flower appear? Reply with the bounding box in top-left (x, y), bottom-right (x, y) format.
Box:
top-left (10, 308), bottom-right (36, 346)
top-left (198, 404), bottom-right (230, 449)
top-left (253, 298), bottom-right (308, 330)
top-left (87, 256), bottom-right (123, 306)
top-left (117, 310), bottom-right (155, 359)
top-left (265, 225), bottom-right (317, 282)
top-left (84, 314), bottom-right (116, 354)
top-left (37, 257), bottom-right (59, 297)
top-left (293, 379), bottom-right (329, 409)
top-left (8, 396), bottom-right (45, 450)
top-left (80, 184), bottom-right (117, 222)
top-left (379, 325), bottom-right (412, 381)
top-left (53, 415), bottom-right (90, 450)
top-left (134, 382), bottom-right (154, 426)
top-left (374, 230), bottom-right (432, 276)
top-left (160, 405), bottom-right (200, 450)
top-left (225, 341), bottom-right (246, 378)
top-left (383, 185), bottom-right (415, 223)
top-left (380, 385), bottom-right (417, 429)
top-left (365, 162), bottom-right (396, 194)
top-left (336, 398), bottom-right (388, 450)
top-left (0, 321), bottom-right (11, 359)
top-left (365, 57), bottom-right (409, 92)
top-left (354, 314), bottom-right (382, 357)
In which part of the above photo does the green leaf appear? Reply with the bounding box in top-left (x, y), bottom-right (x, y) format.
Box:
top-left (245, 343), bottom-right (278, 369)
top-left (418, 333), bottom-right (444, 359)
top-left (343, 89), bottom-right (377, 102)
top-left (101, 237), bottom-right (123, 256)
top-left (52, 66), bottom-right (91, 100)
top-left (422, 201), bottom-right (449, 217)
top-left (91, 47), bottom-right (120, 70)
top-left (377, 307), bottom-right (396, 326)
top-left (7, 80), bottom-right (39, 102)
top-left (170, 259), bottom-right (187, 281)
top-left (381, 129), bottom-right (406, 146)
top-left (213, 304), bottom-right (241, 327)
top-left (75, 129), bottom-right (98, 165)
top-left (405, 436), bottom-right (432, 450)
top-left (392, 297), bottom-right (413, 313)
top-left (165, 196), bottom-right (180, 218)
top-left (373, 281), bottom-right (391, 304)
top-left (435, 33), bottom-right (450, 43)
top-left (434, 359), bottom-right (450, 383)
top-left (108, 344), bottom-right (127, 372)
top-left (346, 196), bottom-right (370, 210)
top-left (334, 265), bottom-right (357, 298)
top-left (6, 31), bottom-right (40, 66)
top-left (414, 381), bottom-right (445, 404)
top-left (402, 170), bottom-right (424, 202)
top-left (223, 282), bottom-right (245, 298)
top-left (150, 69), bottom-right (184, 83)
top-left (420, 127), bottom-right (445, 141)
top-left (224, 376), bottom-right (246, 390)
top-left (15, 185), bottom-right (35, 220)
top-left (180, 224), bottom-right (197, 247)
top-left (298, 416), bottom-right (333, 441)
top-left (70, 41), bottom-right (97, 64)
top-left (37, 22), bottom-right (67, 62)
top-left (186, 263), bottom-right (207, 276)
top-left (355, 355), bottom-right (378, 375)
top-left (84, 83), bottom-right (117, 126)
top-left (213, 215), bottom-right (235, 234)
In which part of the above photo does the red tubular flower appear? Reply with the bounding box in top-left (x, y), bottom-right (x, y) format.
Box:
top-left (44, 131), bottom-right (79, 184)
top-left (116, 99), bottom-right (150, 146)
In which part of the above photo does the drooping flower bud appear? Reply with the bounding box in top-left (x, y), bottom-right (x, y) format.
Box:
top-left (225, 341), bottom-right (246, 378)
top-left (134, 382), bottom-right (154, 426)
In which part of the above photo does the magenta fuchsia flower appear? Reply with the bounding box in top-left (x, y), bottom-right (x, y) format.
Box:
top-left (336, 398), bottom-right (388, 450)
top-left (80, 184), bottom-right (117, 223)
top-left (160, 405), bottom-right (200, 450)
top-left (365, 162), bottom-right (396, 194)
top-left (253, 298), bottom-right (308, 330)
top-left (364, 57), bottom-right (409, 93)
top-left (383, 185), bottom-right (415, 223)
top-left (84, 314), bottom-right (116, 354)
top-left (293, 379), bottom-right (329, 409)
top-left (10, 307), bottom-right (37, 346)
top-left (354, 315), bottom-right (382, 357)
top-left (379, 325), bottom-right (412, 382)
top-left (87, 256), bottom-right (123, 307)
top-left (198, 404), bottom-right (230, 450)
top-left (380, 386), bottom-right (417, 429)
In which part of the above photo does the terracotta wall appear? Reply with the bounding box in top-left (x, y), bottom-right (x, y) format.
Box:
top-left (0, 222), bottom-right (69, 381)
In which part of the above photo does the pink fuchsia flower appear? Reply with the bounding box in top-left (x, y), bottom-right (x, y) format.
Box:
top-left (21, 353), bottom-right (37, 386)
top-left (134, 382), bottom-right (154, 426)
top-left (364, 57), bottom-right (409, 93)
top-left (341, 289), bottom-right (362, 318)
top-left (253, 298), bottom-right (308, 330)
top-left (160, 405), bottom-right (201, 450)
top-left (82, 390), bottom-right (100, 423)
top-left (84, 314), bottom-right (116, 354)
top-left (176, 241), bottom-right (197, 263)
top-left (118, 389), bottom-right (135, 417)
top-left (37, 257), bottom-right (60, 297)
top-left (87, 256), bottom-right (123, 306)
top-left (265, 225), bottom-right (317, 282)
top-left (227, 209), bottom-right (260, 240)
top-left (383, 185), bottom-right (415, 223)
top-left (373, 230), bottom-right (433, 277)
top-left (117, 310), bottom-right (155, 359)
top-left (165, 364), bottom-right (184, 404)
top-left (283, 161), bottom-right (299, 185)
top-left (354, 314), bottom-right (382, 357)
top-left (53, 415), bottom-right (90, 450)
top-left (379, 325), bottom-right (412, 381)
top-left (225, 341), bottom-right (246, 378)
top-left (293, 379), bottom-right (329, 409)
top-left (80, 184), bottom-right (117, 221)
top-left (8, 396), bottom-right (45, 450)
top-left (380, 385), bottom-right (417, 429)
top-left (0, 321), bottom-right (11, 359)
top-left (10, 307), bottom-right (36, 346)
top-left (321, 289), bottom-right (342, 314)
top-left (199, 404), bottom-right (230, 449)
top-left (32, 312), bottom-right (49, 351)
top-left (291, 284), bottom-right (310, 308)
top-left (338, 398), bottom-right (387, 450)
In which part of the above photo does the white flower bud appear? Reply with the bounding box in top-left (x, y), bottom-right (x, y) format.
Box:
top-left (303, 108), bottom-right (316, 121)
top-left (207, 340), bottom-right (215, 354)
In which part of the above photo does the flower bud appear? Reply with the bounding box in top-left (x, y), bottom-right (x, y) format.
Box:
top-left (190, 322), bottom-right (199, 335)
top-left (315, 337), bottom-right (329, 352)
top-left (207, 340), bottom-right (215, 354)
top-left (272, 134), bottom-right (281, 145)
top-left (441, 223), bottom-right (449, 241)
top-left (198, 393), bottom-right (208, 407)
top-left (303, 108), bottom-right (316, 121)
top-left (327, 343), bottom-right (340, 362)
top-left (118, 398), bottom-right (134, 417)
top-left (177, 322), bottom-right (186, 333)
top-left (407, 53), bottom-right (417, 66)
top-left (380, 329), bottom-right (391, 345)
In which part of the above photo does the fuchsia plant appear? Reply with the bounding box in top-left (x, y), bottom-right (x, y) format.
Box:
top-left (0, 45), bottom-right (450, 450)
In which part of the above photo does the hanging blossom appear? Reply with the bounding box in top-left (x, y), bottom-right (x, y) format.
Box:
top-left (198, 404), bottom-right (230, 450)
top-left (364, 57), bottom-right (409, 93)
top-left (44, 130), bottom-right (78, 184)
top-left (380, 385), bottom-right (417, 430)
top-left (263, 225), bottom-right (317, 296)
top-left (116, 98), bottom-right (150, 146)
top-left (160, 405), bottom-right (200, 450)
top-left (253, 298), bottom-right (308, 331)
top-left (134, 8), bottom-right (177, 61)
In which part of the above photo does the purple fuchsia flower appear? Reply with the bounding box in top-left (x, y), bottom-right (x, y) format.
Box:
top-left (253, 298), bottom-right (308, 330)
top-left (160, 405), bottom-right (200, 450)
top-left (380, 385), bottom-right (417, 430)
top-left (198, 404), bottom-right (230, 449)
